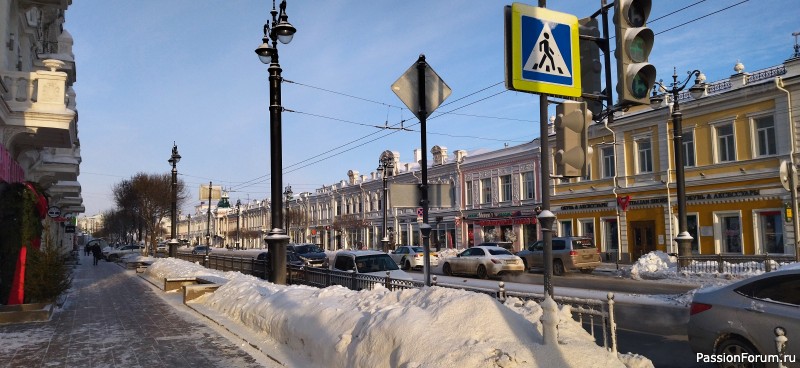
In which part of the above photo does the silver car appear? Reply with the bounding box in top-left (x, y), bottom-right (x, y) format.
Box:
top-left (442, 246), bottom-right (524, 279)
top-left (687, 268), bottom-right (800, 367)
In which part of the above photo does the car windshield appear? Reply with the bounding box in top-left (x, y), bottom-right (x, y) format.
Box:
top-left (411, 246), bottom-right (424, 253)
top-left (294, 244), bottom-right (323, 254)
top-left (487, 248), bottom-right (513, 256)
top-left (355, 254), bottom-right (400, 273)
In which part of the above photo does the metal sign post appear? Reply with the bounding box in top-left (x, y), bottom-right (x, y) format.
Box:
top-left (392, 54), bottom-right (451, 286)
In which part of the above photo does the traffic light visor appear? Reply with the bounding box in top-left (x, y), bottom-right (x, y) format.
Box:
top-left (624, 0), bottom-right (651, 27)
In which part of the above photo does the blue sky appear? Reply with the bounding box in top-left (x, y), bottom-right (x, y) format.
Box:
top-left (67, 0), bottom-right (799, 216)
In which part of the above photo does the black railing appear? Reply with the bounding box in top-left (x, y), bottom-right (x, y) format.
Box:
top-left (677, 254), bottom-right (795, 273)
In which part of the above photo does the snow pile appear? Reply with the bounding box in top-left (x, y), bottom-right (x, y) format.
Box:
top-left (146, 258), bottom-right (651, 368)
top-left (629, 251), bottom-right (676, 280)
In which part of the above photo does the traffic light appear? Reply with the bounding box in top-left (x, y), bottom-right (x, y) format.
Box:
top-left (579, 17), bottom-right (603, 120)
top-left (555, 101), bottom-right (592, 178)
top-left (614, 0), bottom-right (656, 106)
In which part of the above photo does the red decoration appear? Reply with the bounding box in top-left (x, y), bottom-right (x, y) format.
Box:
top-left (617, 195), bottom-right (632, 211)
top-left (7, 246), bottom-right (27, 305)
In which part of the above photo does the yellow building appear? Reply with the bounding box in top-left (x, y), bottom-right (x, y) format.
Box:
top-left (552, 58), bottom-right (800, 262)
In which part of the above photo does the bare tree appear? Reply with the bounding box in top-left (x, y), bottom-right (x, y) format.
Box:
top-left (111, 172), bottom-right (188, 254)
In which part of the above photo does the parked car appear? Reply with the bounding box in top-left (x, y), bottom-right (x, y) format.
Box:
top-left (331, 250), bottom-right (412, 280)
top-left (389, 245), bottom-right (439, 270)
top-left (441, 246), bottom-right (524, 279)
top-left (252, 251), bottom-right (305, 279)
top-left (480, 242), bottom-right (513, 250)
top-left (687, 267), bottom-right (800, 365)
top-left (192, 245), bottom-right (211, 255)
top-left (516, 236), bottom-right (600, 276)
top-left (287, 243), bottom-right (329, 268)
top-left (104, 244), bottom-right (144, 261)
top-left (156, 243), bottom-right (167, 253)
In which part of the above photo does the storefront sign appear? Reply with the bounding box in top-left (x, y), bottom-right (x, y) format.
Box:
top-left (477, 217), bottom-right (537, 226)
top-left (559, 202), bottom-right (610, 211)
top-left (629, 189), bottom-right (761, 207)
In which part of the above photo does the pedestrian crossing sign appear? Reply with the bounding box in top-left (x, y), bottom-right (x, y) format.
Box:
top-left (505, 3), bottom-right (581, 97)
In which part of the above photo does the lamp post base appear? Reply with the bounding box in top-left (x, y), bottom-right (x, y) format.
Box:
top-left (676, 234), bottom-right (693, 267)
top-left (266, 229), bottom-right (290, 285)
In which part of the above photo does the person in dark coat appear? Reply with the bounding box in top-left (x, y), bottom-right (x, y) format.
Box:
top-left (91, 243), bottom-right (103, 265)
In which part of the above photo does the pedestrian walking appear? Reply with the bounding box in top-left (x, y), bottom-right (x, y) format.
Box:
top-left (91, 243), bottom-right (103, 265)
top-left (84, 244), bottom-right (90, 256)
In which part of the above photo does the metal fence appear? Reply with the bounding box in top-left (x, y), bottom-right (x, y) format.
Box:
top-left (174, 253), bottom-right (616, 352)
top-left (677, 254), bottom-right (795, 273)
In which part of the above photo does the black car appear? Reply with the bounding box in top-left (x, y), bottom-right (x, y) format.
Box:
top-left (287, 243), bottom-right (329, 268)
top-left (253, 251), bottom-right (304, 279)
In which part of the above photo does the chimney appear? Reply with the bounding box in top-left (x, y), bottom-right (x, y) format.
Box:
top-left (454, 149), bottom-right (468, 163)
top-left (413, 148), bottom-right (422, 165)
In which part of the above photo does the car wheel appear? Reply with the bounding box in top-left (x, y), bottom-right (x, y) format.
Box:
top-left (477, 265), bottom-right (488, 279)
top-left (553, 260), bottom-right (565, 276)
top-left (716, 337), bottom-right (763, 368)
top-left (579, 268), bottom-right (594, 274)
top-left (401, 257), bottom-right (410, 271)
top-left (443, 263), bottom-right (452, 276)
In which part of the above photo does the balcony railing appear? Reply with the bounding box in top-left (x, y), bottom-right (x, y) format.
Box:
top-left (1, 62), bottom-right (68, 113)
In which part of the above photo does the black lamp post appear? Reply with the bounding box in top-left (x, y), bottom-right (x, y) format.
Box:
top-left (168, 142), bottom-right (181, 257)
top-left (650, 68), bottom-right (707, 264)
top-left (377, 152), bottom-right (394, 252)
top-left (284, 185), bottom-right (293, 242)
top-left (236, 199), bottom-right (241, 250)
top-left (255, 0), bottom-right (296, 284)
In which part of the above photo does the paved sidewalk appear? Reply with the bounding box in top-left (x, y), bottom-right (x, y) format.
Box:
top-left (0, 253), bottom-right (274, 368)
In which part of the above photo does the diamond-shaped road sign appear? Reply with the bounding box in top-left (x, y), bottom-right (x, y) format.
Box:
top-left (391, 60), bottom-right (451, 120)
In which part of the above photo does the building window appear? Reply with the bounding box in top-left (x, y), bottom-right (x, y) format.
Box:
top-left (602, 146), bottom-right (615, 178)
top-left (716, 124), bottom-right (736, 162)
top-left (683, 130), bottom-right (696, 167)
top-left (522, 172), bottom-right (535, 200)
top-left (523, 223), bottom-right (538, 250)
top-left (583, 163), bottom-right (591, 181)
top-left (603, 218), bottom-right (618, 251)
top-left (559, 220), bottom-right (572, 237)
top-left (754, 115), bottom-right (776, 157)
top-left (579, 219), bottom-right (594, 239)
top-left (759, 211), bottom-right (784, 254)
top-left (465, 181), bottom-right (473, 206)
top-left (500, 175), bottom-right (512, 202)
top-left (636, 138), bottom-right (653, 173)
top-left (687, 214), bottom-right (699, 253)
top-left (481, 178), bottom-right (492, 204)
top-left (716, 213), bottom-right (742, 253)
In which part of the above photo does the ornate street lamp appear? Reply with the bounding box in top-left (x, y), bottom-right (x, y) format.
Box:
top-left (236, 199), bottom-right (241, 250)
top-left (168, 142), bottom-right (181, 257)
top-left (255, 0), bottom-right (296, 284)
top-left (650, 68), bottom-right (707, 264)
top-left (377, 152), bottom-right (394, 252)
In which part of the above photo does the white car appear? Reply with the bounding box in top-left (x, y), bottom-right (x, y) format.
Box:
top-left (389, 245), bottom-right (439, 270)
top-left (104, 244), bottom-right (144, 261)
top-left (442, 246), bottom-right (525, 279)
top-left (331, 250), bottom-right (412, 281)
